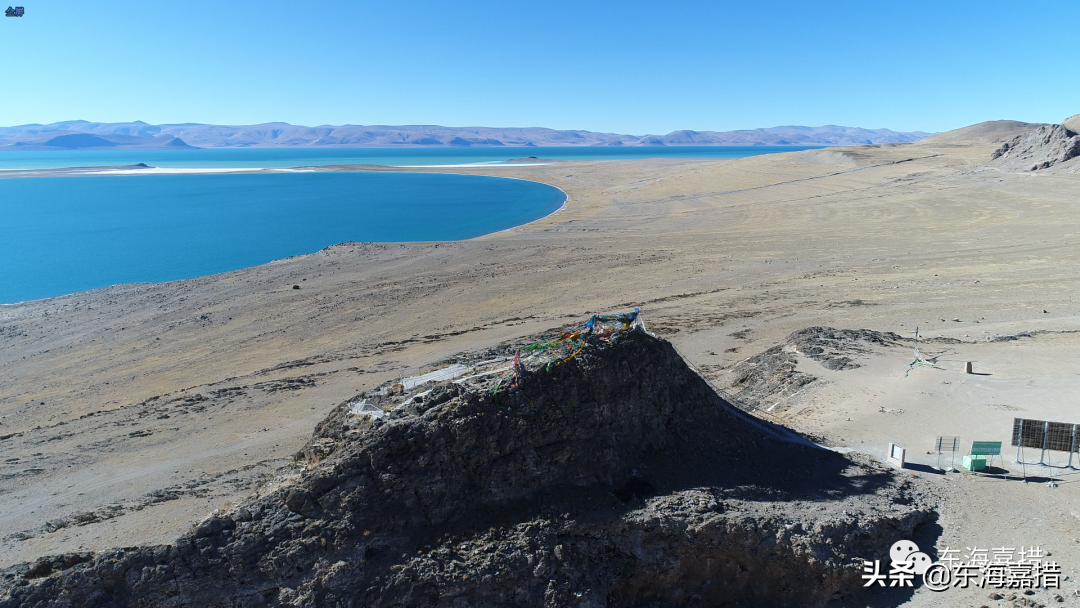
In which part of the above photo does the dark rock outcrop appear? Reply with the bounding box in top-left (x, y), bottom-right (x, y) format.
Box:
top-left (0, 329), bottom-right (934, 607)
top-left (726, 327), bottom-right (903, 413)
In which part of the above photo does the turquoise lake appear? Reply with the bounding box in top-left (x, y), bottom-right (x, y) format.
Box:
top-left (0, 146), bottom-right (820, 170)
top-left (0, 146), bottom-right (822, 304)
top-left (0, 172), bottom-right (565, 304)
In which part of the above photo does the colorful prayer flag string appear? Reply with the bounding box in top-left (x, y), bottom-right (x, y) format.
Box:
top-left (494, 308), bottom-right (643, 404)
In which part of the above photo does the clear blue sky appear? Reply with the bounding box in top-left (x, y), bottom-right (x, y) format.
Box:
top-left (2, 0), bottom-right (1077, 134)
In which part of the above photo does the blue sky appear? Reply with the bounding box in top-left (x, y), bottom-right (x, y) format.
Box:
top-left (1, 0), bottom-right (1077, 134)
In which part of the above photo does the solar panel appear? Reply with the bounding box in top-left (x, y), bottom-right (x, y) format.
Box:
top-left (1047, 422), bottom-right (1074, 452)
top-left (1011, 418), bottom-right (1045, 449)
top-left (1012, 418), bottom-right (1079, 452)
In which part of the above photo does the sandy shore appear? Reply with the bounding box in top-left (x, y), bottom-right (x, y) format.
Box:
top-left (3, 126), bottom-right (1080, 606)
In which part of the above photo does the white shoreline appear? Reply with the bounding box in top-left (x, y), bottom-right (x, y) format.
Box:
top-left (86, 167), bottom-right (272, 175)
top-left (399, 162), bottom-right (553, 168)
top-left (0, 167), bottom-right (272, 176)
top-left (0, 163), bottom-right (549, 175)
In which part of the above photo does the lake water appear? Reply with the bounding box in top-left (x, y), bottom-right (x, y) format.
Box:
top-left (0, 146), bottom-right (819, 304)
top-left (0, 146), bottom-right (821, 170)
top-left (0, 172), bottom-right (565, 304)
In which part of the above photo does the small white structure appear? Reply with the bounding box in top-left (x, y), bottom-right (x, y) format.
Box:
top-left (348, 399), bottom-right (386, 420)
top-left (401, 364), bottom-right (470, 389)
top-left (887, 443), bottom-right (906, 468)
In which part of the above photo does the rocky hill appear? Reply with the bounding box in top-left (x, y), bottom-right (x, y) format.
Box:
top-left (0, 121), bottom-right (931, 150)
top-left (990, 122), bottom-right (1080, 172)
top-left (0, 325), bottom-right (936, 607)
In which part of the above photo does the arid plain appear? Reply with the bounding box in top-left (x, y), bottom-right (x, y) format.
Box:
top-left (3, 120), bottom-right (1080, 606)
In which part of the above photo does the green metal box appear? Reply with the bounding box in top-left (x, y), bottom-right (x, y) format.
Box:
top-left (962, 455), bottom-right (986, 471)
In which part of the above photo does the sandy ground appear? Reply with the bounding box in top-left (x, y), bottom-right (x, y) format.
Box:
top-left (3, 128), bottom-right (1080, 605)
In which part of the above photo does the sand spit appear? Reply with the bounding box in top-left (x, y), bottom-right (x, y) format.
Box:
top-left (0, 329), bottom-right (938, 607)
top-left (87, 167), bottom-right (272, 176)
top-left (399, 162), bottom-right (554, 168)
top-left (0, 165), bottom-right (273, 179)
top-left (0, 163), bottom-right (548, 179)
top-left (1, 120), bottom-right (1080, 607)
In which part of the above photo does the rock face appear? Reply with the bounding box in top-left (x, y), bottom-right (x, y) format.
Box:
top-left (0, 329), bottom-right (935, 607)
top-left (990, 123), bottom-right (1080, 171)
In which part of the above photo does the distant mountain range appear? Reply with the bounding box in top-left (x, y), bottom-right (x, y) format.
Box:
top-left (0, 120), bottom-right (933, 150)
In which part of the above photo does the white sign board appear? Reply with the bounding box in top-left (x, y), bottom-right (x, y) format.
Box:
top-left (887, 443), bottom-right (906, 468)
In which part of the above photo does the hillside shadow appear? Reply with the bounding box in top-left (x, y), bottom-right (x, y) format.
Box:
top-left (654, 394), bottom-right (910, 504)
top-left (859, 519), bottom-right (945, 608)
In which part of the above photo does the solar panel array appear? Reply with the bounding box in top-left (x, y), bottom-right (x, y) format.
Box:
top-left (1011, 418), bottom-right (1079, 452)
